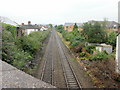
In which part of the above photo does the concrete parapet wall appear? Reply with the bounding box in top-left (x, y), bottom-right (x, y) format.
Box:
top-left (1, 60), bottom-right (56, 88)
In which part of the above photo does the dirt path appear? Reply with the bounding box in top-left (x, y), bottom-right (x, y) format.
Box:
top-left (36, 29), bottom-right (95, 88)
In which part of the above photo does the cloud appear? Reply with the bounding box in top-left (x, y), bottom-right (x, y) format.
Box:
top-left (0, 0), bottom-right (119, 24)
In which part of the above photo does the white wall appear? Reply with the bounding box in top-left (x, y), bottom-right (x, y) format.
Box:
top-left (103, 46), bottom-right (112, 54)
top-left (116, 34), bottom-right (120, 73)
top-left (26, 29), bottom-right (38, 35)
top-left (96, 46), bottom-right (112, 54)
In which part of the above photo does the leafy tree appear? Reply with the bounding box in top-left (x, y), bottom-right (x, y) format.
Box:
top-left (56, 25), bottom-right (64, 33)
top-left (107, 31), bottom-right (117, 48)
top-left (82, 22), bottom-right (107, 43)
top-left (73, 23), bottom-right (78, 31)
top-left (49, 24), bottom-right (53, 28)
top-left (54, 25), bottom-right (57, 28)
top-left (4, 24), bottom-right (17, 39)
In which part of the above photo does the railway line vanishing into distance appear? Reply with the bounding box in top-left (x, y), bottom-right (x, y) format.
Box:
top-left (37, 29), bottom-right (82, 89)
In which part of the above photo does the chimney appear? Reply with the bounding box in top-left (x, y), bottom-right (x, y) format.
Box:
top-left (21, 23), bottom-right (24, 25)
top-left (28, 21), bottom-right (31, 25)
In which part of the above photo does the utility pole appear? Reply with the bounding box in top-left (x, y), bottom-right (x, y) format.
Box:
top-left (116, 34), bottom-right (120, 73)
top-left (116, 1), bottom-right (120, 73)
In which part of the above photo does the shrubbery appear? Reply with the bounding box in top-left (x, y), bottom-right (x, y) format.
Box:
top-left (85, 45), bottom-right (96, 54)
top-left (56, 25), bottom-right (85, 47)
top-left (16, 31), bottom-right (49, 55)
top-left (56, 24), bottom-right (114, 62)
top-left (89, 51), bottom-right (109, 61)
top-left (2, 24), bottom-right (50, 73)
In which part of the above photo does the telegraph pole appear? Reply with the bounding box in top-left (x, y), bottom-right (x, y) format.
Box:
top-left (116, 1), bottom-right (120, 73)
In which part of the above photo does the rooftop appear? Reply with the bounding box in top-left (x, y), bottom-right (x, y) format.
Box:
top-left (64, 23), bottom-right (83, 27)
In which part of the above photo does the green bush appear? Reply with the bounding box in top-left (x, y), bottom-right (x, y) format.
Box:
top-left (80, 52), bottom-right (87, 57)
top-left (89, 51), bottom-right (109, 61)
top-left (2, 28), bottom-right (50, 73)
top-left (16, 31), bottom-right (49, 55)
top-left (71, 41), bottom-right (80, 47)
top-left (12, 46), bottom-right (33, 70)
top-left (3, 24), bottom-right (17, 39)
top-left (85, 45), bottom-right (96, 54)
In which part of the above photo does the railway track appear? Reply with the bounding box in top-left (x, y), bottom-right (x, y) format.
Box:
top-left (54, 30), bottom-right (82, 89)
top-left (40, 32), bottom-right (54, 85)
top-left (39, 30), bottom-right (82, 89)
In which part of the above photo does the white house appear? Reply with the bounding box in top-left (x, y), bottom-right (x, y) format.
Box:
top-left (21, 21), bottom-right (40, 35)
top-left (40, 26), bottom-right (48, 31)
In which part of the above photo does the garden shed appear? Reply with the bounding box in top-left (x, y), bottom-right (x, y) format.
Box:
top-left (96, 44), bottom-right (112, 54)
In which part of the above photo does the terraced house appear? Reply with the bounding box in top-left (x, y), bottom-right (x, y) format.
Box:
top-left (64, 23), bottom-right (83, 32)
top-left (17, 21), bottom-right (40, 36)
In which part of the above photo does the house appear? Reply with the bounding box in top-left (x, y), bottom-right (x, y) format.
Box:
top-left (17, 21), bottom-right (40, 36)
top-left (88, 20), bottom-right (120, 33)
top-left (40, 26), bottom-right (48, 31)
top-left (64, 23), bottom-right (83, 32)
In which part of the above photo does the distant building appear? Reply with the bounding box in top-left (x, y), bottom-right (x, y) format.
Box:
top-left (88, 20), bottom-right (120, 32)
top-left (40, 26), bottom-right (47, 31)
top-left (64, 23), bottom-right (83, 32)
top-left (17, 21), bottom-right (40, 36)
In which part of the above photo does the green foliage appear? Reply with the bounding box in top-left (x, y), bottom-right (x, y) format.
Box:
top-left (16, 31), bottom-right (49, 55)
top-left (85, 45), bottom-right (96, 54)
top-left (2, 31), bottom-right (33, 67)
top-left (56, 26), bottom-right (85, 47)
top-left (56, 25), bottom-right (64, 33)
top-left (2, 26), bottom-right (50, 73)
top-left (11, 46), bottom-right (33, 70)
top-left (49, 24), bottom-right (53, 28)
top-left (80, 52), bottom-right (87, 57)
top-left (4, 24), bottom-right (17, 39)
top-left (89, 51), bottom-right (109, 61)
top-left (2, 30), bottom-right (14, 42)
top-left (73, 23), bottom-right (78, 31)
top-left (82, 22), bottom-right (107, 43)
top-left (107, 31), bottom-right (117, 48)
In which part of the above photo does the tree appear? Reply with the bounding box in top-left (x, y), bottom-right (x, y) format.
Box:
top-left (49, 24), bottom-right (53, 28)
top-left (107, 31), bottom-right (117, 48)
top-left (73, 23), bottom-right (78, 31)
top-left (56, 25), bottom-right (64, 33)
top-left (82, 22), bottom-right (107, 43)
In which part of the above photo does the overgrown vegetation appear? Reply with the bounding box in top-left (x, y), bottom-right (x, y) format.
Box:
top-left (107, 31), bottom-right (117, 48)
top-left (56, 22), bottom-right (120, 88)
top-left (81, 22), bottom-right (107, 43)
top-left (2, 24), bottom-right (50, 74)
top-left (56, 24), bottom-right (85, 47)
top-left (56, 22), bottom-right (117, 61)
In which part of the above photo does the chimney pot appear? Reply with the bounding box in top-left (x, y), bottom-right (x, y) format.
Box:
top-left (22, 23), bottom-right (24, 25)
top-left (28, 21), bottom-right (31, 25)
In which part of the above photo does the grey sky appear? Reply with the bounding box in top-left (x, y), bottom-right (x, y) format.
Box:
top-left (0, 0), bottom-right (119, 25)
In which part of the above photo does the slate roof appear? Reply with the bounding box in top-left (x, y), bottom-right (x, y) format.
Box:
top-left (88, 20), bottom-right (120, 28)
top-left (106, 21), bottom-right (119, 28)
top-left (21, 25), bottom-right (40, 29)
top-left (64, 23), bottom-right (83, 27)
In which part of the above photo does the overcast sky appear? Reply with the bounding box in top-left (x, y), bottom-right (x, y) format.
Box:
top-left (0, 0), bottom-right (119, 25)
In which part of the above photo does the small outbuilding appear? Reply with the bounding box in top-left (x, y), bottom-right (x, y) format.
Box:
top-left (96, 44), bottom-right (112, 54)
